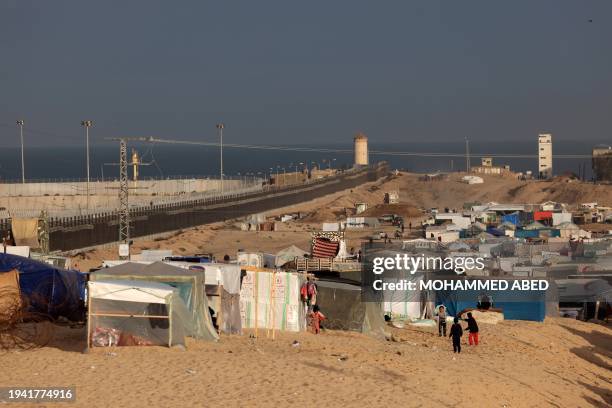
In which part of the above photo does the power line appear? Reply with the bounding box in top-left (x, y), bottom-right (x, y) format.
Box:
top-left (134, 137), bottom-right (592, 159)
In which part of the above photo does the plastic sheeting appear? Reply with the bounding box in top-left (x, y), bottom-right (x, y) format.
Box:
top-left (0, 269), bottom-right (21, 320)
top-left (316, 280), bottom-right (387, 338)
top-left (435, 279), bottom-right (546, 322)
top-left (11, 218), bottom-right (39, 248)
top-left (91, 262), bottom-right (218, 341)
top-left (240, 270), bottom-right (305, 332)
top-left (89, 280), bottom-right (174, 303)
top-left (0, 253), bottom-right (86, 321)
top-left (88, 280), bottom-right (192, 347)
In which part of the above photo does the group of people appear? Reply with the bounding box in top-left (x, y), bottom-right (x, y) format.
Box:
top-left (437, 305), bottom-right (480, 354)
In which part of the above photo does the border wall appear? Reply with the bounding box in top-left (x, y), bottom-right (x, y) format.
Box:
top-left (15, 162), bottom-right (387, 252)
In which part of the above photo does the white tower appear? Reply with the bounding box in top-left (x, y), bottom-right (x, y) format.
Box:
top-left (538, 133), bottom-right (553, 179)
top-left (354, 132), bottom-right (369, 167)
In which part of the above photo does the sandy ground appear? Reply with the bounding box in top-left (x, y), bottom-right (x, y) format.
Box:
top-left (0, 318), bottom-right (610, 407)
top-left (72, 171), bottom-right (612, 271)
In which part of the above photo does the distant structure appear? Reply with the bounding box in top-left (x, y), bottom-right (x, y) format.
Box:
top-left (592, 144), bottom-right (612, 182)
top-left (471, 157), bottom-right (510, 175)
top-left (354, 132), bottom-right (369, 167)
top-left (131, 149), bottom-right (140, 181)
top-left (538, 133), bottom-right (553, 179)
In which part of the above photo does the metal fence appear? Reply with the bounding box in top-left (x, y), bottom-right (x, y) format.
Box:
top-left (0, 163), bottom-right (389, 252)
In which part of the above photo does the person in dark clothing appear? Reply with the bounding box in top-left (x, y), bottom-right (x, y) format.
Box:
top-left (463, 312), bottom-right (479, 345)
top-left (449, 317), bottom-right (463, 353)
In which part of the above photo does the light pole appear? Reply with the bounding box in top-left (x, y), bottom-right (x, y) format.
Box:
top-left (216, 123), bottom-right (225, 192)
top-left (81, 120), bottom-right (93, 209)
top-left (16, 120), bottom-right (25, 183)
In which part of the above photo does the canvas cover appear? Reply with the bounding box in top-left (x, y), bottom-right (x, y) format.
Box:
top-left (240, 270), bottom-right (305, 332)
top-left (220, 288), bottom-right (242, 334)
top-left (91, 262), bottom-right (218, 341)
top-left (11, 218), bottom-right (39, 248)
top-left (88, 280), bottom-right (193, 347)
top-left (0, 253), bottom-right (86, 321)
top-left (316, 280), bottom-right (387, 339)
top-left (0, 269), bottom-right (21, 321)
top-left (275, 245), bottom-right (308, 267)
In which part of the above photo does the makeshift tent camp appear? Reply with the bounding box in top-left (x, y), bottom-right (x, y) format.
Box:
top-left (0, 253), bottom-right (86, 321)
top-left (91, 262), bottom-right (218, 341)
top-left (87, 280), bottom-right (193, 347)
top-left (316, 280), bottom-right (387, 338)
top-left (240, 269), bottom-right (306, 333)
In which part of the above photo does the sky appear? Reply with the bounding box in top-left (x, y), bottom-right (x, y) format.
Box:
top-left (1, 0), bottom-right (611, 147)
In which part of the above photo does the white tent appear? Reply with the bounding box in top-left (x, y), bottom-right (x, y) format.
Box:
top-left (87, 280), bottom-right (194, 348)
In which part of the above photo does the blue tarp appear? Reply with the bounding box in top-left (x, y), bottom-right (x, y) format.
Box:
top-left (501, 212), bottom-right (520, 226)
top-left (486, 227), bottom-right (506, 237)
top-left (435, 281), bottom-right (546, 322)
top-left (0, 253), bottom-right (86, 321)
top-left (514, 229), bottom-right (540, 238)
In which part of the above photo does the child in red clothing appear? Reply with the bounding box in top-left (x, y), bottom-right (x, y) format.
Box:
top-left (309, 305), bottom-right (326, 334)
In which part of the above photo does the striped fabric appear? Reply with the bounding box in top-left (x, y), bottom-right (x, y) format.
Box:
top-left (312, 238), bottom-right (339, 258)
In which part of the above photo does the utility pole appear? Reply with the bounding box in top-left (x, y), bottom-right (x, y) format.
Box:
top-left (465, 137), bottom-right (471, 173)
top-left (216, 123), bottom-right (225, 193)
top-left (81, 120), bottom-right (93, 209)
top-left (16, 120), bottom-right (25, 183)
top-left (118, 139), bottom-right (129, 244)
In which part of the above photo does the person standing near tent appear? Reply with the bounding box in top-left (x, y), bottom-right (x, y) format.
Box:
top-left (449, 317), bottom-right (463, 353)
top-left (463, 312), bottom-right (479, 346)
top-left (436, 305), bottom-right (447, 337)
top-left (309, 305), bottom-right (326, 334)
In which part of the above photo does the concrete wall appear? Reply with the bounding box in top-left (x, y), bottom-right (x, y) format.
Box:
top-left (0, 178), bottom-right (250, 197)
top-left (0, 178), bottom-right (261, 214)
top-left (45, 163), bottom-right (388, 251)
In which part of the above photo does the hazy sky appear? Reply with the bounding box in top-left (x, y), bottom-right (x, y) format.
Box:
top-left (1, 0), bottom-right (611, 147)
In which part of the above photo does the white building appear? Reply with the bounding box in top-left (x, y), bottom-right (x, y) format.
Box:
top-left (538, 133), bottom-right (553, 179)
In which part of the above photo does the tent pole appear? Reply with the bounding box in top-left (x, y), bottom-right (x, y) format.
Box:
top-left (168, 301), bottom-right (173, 347)
top-left (267, 271), bottom-right (275, 339)
top-left (254, 272), bottom-right (259, 338)
top-left (86, 284), bottom-right (92, 349)
top-left (217, 284), bottom-right (223, 335)
top-left (271, 272), bottom-right (276, 340)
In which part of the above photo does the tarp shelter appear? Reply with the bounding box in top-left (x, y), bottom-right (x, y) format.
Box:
top-left (534, 211), bottom-right (553, 222)
top-left (0, 253), bottom-right (86, 321)
top-left (275, 245), bottom-right (308, 267)
top-left (87, 280), bottom-right (193, 347)
top-left (186, 263), bottom-right (242, 334)
top-left (0, 269), bottom-right (21, 321)
top-left (316, 280), bottom-right (387, 338)
top-left (435, 278), bottom-right (546, 321)
top-left (240, 269), bottom-right (306, 332)
top-left (91, 262), bottom-right (218, 341)
top-left (11, 218), bottom-right (39, 248)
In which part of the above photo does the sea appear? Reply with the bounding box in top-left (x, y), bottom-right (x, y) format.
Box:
top-left (0, 140), bottom-right (603, 182)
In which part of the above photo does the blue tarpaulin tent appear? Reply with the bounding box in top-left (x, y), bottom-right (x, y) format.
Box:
top-left (0, 253), bottom-right (86, 321)
top-left (501, 212), bottom-right (520, 226)
top-left (435, 278), bottom-right (546, 321)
